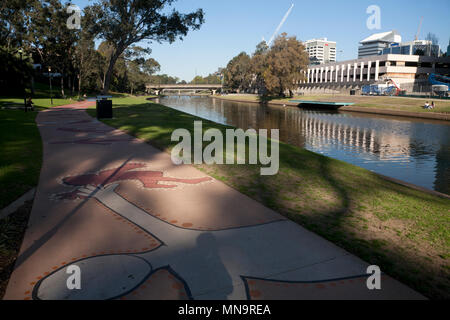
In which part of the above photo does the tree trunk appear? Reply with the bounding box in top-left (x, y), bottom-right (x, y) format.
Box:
top-left (102, 49), bottom-right (123, 94)
top-left (61, 75), bottom-right (65, 98)
top-left (78, 73), bottom-right (82, 99)
top-left (78, 52), bottom-right (84, 99)
top-left (71, 75), bottom-right (75, 96)
top-left (101, 73), bottom-right (106, 91)
top-left (30, 76), bottom-right (35, 97)
top-left (68, 76), bottom-right (72, 96)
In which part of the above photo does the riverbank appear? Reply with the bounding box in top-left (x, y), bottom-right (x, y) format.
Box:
top-left (214, 94), bottom-right (450, 121)
top-left (87, 96), bottom-right (450, 299)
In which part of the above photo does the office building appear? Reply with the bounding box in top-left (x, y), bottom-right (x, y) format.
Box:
top-left (303, 54), bottom-right (450, 88)
top-left (358, 30), bottom-right (402, 58)
top-left (382, 40), bottom-right (440, 57)
top-left (305, 38), bottom-right (337, 65)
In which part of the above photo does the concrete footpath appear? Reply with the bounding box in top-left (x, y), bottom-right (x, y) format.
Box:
top-left (4, 101), bottom-right (425, 300)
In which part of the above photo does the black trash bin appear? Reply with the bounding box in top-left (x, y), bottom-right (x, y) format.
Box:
top-left (96, 97), bottom-right (113, 119)
top-left (350, 90), bottom-right (356, 96)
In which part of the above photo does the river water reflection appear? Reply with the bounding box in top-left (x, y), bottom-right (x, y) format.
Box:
top-left (157, 96), bottom-right (450, 195)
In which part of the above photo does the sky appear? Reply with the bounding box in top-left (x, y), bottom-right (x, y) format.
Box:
top-left (75, 0), bottom-right (450, 82)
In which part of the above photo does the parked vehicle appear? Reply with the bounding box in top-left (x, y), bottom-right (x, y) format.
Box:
top-left (432, 85), bottom-right (449, 97)
top-left (361, 84), bottom-right (398, 96)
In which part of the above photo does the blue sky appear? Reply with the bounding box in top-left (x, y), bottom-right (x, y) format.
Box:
top-left (75, 0), bottom-right (450, 81)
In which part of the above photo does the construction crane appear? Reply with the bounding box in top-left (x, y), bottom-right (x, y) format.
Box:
top-left (415, 17), bottom-right (423, 41)
top-left (267, 4), bottom-right (294, 46)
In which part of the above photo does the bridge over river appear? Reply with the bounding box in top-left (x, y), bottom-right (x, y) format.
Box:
top-left (146, 84), bottom-right (223, 95)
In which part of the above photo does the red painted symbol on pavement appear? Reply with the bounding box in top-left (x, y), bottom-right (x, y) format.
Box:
top-left (54, 163), bottom-right (212, 200)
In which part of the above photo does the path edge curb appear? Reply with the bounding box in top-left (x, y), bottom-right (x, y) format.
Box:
top-left (0, 188), bottom-right (36, 220)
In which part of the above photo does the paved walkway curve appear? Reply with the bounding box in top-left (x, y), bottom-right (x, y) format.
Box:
top-left (4, 102), bottom-right (425, 300)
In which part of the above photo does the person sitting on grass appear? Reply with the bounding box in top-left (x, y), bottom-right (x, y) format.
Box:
top-left (430, 101), bottom-right (435, 109)
top-left (26, 97), bottom-right (34, 112)
top-left (424, 101), bottom-right (429, 109)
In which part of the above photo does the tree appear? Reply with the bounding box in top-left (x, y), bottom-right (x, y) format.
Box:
top-left (97, 41), bottom-right (115, 91)
top-left (126, 47), bottom-right (161, 95)
top-left (1, 0), bottom-right (43, 96)
top-left (414, 48), bottom-right (425, 56)
top-left (30, 0), bottom-right (79, 97)
top-left (250, 41), bottom-right (269, 94)
top-left (0, 0), bottom-right (33, 49)
top-left (127, 60), bottom-right (144, 95)
top-left (84, 0), bottom-right (204, 94)
top-left (191, 76), bottom-right (206, 84)
top-left (190, 72), bottom-right (221, 84)
top-left (142, 58), bottom-right (161, 79)
top-left (0, 46), bottom-right (33, 95)
top-left (426, 32), bottom-right (439, 45)
top-left (75, 35), bottom-right (102, 98)
top-left (224, 52), bottom-right (252, 92)
top-left (263, 33), bottom-right (308, 97)
top-left (149, 74), bottom-right (180, 84)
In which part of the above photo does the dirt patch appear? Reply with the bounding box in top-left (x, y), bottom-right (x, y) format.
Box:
top-left (0, 199), bottom-right (33, 299)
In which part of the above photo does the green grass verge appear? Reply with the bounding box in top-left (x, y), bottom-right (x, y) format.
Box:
top-left (87, 97), bottom-right (449, 299)
top-left (0, 108), bottom-right (40, 297)
top-left (0, 110), bottom-right (42, 209)
top-left (0, 83), bottom-right (62, 208)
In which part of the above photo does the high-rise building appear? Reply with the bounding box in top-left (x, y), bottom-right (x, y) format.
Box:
top-left (305, 38), bottom-right (336, 65)
top-left (358, 30), bottom-right (402, 58)
top-left (447, 39), bottom-right (450, 56)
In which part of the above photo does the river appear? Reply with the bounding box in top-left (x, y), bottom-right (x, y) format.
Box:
top-left (157, 96), bottom-right (450, 195)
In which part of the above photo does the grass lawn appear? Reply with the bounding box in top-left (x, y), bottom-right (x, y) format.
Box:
top-left (0, 82), bottom-right (81, 110)
top-left (218, 94), bottom-right (450, 114)
top-left (87, 96), bottom-right (450, 299)
top-left (0, 82), bottom-right (72, 209)
top-left (0, 109), bottom-right (42, 209)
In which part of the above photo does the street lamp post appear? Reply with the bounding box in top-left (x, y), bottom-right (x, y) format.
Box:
top-left (18, 49), bottom-right (27, 112)
top-left (48, 67), bottom-right (53, 105)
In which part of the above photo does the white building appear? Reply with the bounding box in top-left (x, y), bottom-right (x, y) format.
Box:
top-left (358, 31), bottom-right (402, 58)
top-left (298, 54), bottom-right (450, 94)
top-left (305, 38), bottom-right (337, 65)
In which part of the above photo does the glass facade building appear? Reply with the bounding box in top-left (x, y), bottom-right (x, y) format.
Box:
top-left (382, 42), bottom-right (440, 57)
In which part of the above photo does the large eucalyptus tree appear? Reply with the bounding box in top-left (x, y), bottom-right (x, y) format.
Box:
top-left (84, 0), bottom-right (204, 94)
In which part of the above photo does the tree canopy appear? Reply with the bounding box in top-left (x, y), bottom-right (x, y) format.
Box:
top-left (224, 52), bottom-right (252, 92)
top-left (190, 70), bottom-right (222, 85)
top-left (84, 0), bottom-right (204, 93)
top-left (0, 0), bottom-right (200, 97)
top-left (223, 33), bottom-right (308, 97)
